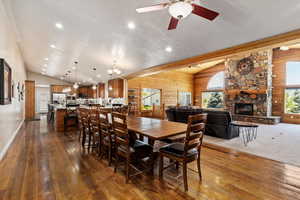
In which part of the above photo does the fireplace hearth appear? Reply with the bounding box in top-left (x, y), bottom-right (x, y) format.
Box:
top-left (235, 103), bottom-right (254, 115)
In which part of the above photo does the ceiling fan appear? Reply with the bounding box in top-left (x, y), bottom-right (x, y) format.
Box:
top-left (136, 0), bottom-right (219, 30)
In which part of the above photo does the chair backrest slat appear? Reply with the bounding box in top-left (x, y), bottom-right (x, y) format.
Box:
top-left (112, 112), bottom-right (130, 148)
top-left (99, 110), bottom-right (110, 137)
top-left (184, 114), bottom-right (207, 155)
top-left (89, 109), bottom-right (100, 133)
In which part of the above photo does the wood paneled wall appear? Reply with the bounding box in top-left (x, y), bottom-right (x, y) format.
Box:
top-left (193, 63), bottom-right (225, 106)
top-left (128, 71), bottom-right (193, 108)
top-left (272, 48), bottom-right (300, 124)
top-left (25, 80), bottom-right (35, 120)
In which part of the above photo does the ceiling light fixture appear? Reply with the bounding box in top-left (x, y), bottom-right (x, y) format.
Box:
top-left (42, 68), bottom-right (46, 72)
top-left (128, 22), bottom-right (136, 29)
top-left (107, 60), bottom-right (122, 76)
top-left (280, 46), bottom-right (289, 51)
top-left (55, 22), bottom-right (64, 30)
top-left (168, 1), bottom-right (193, 19)
top-left (97, 74), bottom-right (101, 78)
top-left (92, 85), bottom-right (97, 90)
top-left (44, 58), bottom-right (49, 61)
top-left (50, 44), bottom-right (56, 49)
top-left (73, 82), bottom-right (79, 89)
top-left (165, 46), bottom-right (172, 52)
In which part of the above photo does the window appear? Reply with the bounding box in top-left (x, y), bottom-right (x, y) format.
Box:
top-left (141, 88), bottom-right (161, 110)
top-left (207, 71), bottom-right (225, 90)
top-left (202, 91), bottom-right (224, 109)
top-left (285, 62), bottom-right (300, 114)
top-left (202, 71), bottom-right (225, 109)
top-left (178, 92), bottom-right (192, 106)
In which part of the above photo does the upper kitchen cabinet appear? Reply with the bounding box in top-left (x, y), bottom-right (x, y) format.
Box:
top-left (108, 78), bottom-right (124, 98)
top-left (98, 83), bottom-right (105, 98)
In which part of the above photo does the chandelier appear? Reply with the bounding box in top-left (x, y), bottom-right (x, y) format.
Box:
top-left (107, 60), bottom-right (121, 75)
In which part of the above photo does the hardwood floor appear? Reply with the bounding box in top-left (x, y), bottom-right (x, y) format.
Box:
top-left (1, 116), bottom-right (300, 200)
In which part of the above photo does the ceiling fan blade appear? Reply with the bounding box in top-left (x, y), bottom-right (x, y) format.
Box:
top-left (168, 17), bottom-right (179, 30)
top-left (136, 3), bottom-right (169, 13)
top-left (192, 4), bottom-right (219, 21)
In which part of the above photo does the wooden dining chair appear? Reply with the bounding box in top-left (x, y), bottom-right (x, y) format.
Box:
top-left (112, 112), bottom-right (154, 183)
top-left (77, 108), bottom-right (87, 142)
top-left (99, 110), bottom-right (114, 166)
top-left (159, 113), bottom-right (207, 191)
top-left (80, 110), bottom-right (90, 148)
top-left (88, 109), bottom-right (100, 153)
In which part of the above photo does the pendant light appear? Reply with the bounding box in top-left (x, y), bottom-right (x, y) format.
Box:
top-left (73, 61), bottom-right (79, 89)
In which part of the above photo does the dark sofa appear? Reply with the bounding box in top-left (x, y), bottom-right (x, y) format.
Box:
top-left (165, 107), bottom-right (239, 139)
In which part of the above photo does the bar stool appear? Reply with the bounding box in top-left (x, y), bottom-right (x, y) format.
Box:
top-left (47, 104), bottom-right (55, 123)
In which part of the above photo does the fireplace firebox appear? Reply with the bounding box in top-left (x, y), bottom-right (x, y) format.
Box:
top-left (235, 103), bottom-right (254, 115)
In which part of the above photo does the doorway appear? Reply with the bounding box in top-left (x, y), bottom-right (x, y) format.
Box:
top-left (35, 85), bottom-right (50, 114)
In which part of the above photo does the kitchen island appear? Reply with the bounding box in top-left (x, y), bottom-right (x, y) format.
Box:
top-left (51, 104), bottom-right (114, 132)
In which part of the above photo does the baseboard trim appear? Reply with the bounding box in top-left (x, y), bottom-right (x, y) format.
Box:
top-left (0, 119), bottom-right (24, 161)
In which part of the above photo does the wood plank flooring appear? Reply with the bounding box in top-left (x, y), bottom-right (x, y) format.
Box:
top-left (0, 116), bottom-right (300, 200)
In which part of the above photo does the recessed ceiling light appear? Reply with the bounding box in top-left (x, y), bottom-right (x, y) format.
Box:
top-left (44, 58), bottom-right (49, 61)
top-left (165, 46), bottom-right (172, 52)
top-left (50, 44), bottom-right (56, 49)
top-left (72, 66), bottom-right (76, 70)
top-left (55, 22), bottom-right (64, 30)
top-left (41, 72), bottom-right (46, 75)
top-left (43, 64), bottom-right (48, 67)
top-left (97, 74), bottom-right (101, 78)
top-left (128, 22), bottom-right (136, 29)
top-left (42, 68), bottom-right (46, 72)
top-left (88, 78), bottom-right (92, 81)
top-left (280, 46), bottom-right (289, 51)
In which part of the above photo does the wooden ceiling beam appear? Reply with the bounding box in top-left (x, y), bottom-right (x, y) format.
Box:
top-left (125, 28), bottom-right (300, 79)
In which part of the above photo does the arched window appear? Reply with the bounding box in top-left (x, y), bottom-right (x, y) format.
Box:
top-left (207, 71), bottom-right (224, 90)
top-left (202, 71), bottom-right (225, 109)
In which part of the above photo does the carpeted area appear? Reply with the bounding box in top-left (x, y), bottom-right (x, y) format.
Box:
top-left (203, 123), bottom-right (300, 166)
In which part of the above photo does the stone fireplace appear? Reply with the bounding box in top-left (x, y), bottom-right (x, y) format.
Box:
top-left (223, 50), bottom-right (280, 124)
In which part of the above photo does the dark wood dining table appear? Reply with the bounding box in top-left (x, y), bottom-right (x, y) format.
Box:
top-left (126, 116), bottom-right (187, 145)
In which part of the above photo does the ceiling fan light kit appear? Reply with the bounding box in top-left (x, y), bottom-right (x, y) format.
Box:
top-left (136, 0), bottom-right (219, 30)
top-left (168, 1), bottom-right (193, 19)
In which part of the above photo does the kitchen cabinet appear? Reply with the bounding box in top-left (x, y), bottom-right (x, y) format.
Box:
top-left (108, 78), bottom-right (124, 98)
top-left (78, 86), bottom-right (96, 98)
top-left (98, 83), bottom-right (105, 98)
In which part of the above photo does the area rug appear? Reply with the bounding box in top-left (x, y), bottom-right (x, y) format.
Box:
top-left (203, 123), bottom-right (300, 166)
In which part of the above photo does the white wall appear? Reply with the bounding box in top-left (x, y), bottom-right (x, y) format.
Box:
top-left (0, 0), bottom-right (27, 160)
top-left (27, 71), bottom-right (71, 86)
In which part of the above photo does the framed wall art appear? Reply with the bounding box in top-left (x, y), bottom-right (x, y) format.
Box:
top-left (0, 58), bottom-right (12, 105)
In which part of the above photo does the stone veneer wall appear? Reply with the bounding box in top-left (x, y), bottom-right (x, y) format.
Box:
top-left (224, 50), bottom-right (273, 116)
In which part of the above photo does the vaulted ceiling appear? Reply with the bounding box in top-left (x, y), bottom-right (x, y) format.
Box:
top-left (7, 0), bottom-right (300, 83)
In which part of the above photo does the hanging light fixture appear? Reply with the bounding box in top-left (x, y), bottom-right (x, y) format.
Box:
top-left (107, 60), bottom-right (122, 75)
top-left (73, 61), bottom-right (79, 89)
top-left (92, 85), bottom-right (97, 90)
